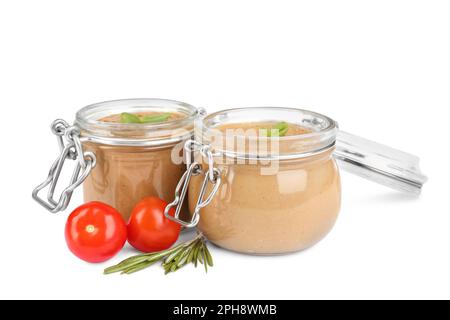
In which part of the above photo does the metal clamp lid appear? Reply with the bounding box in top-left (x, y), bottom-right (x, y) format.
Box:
top-left (32, 119), bottom-right (96, 213)
top-left (334, 131), bottom-right (427, 195)
top-left (164, 140), bottom-right (221, 228)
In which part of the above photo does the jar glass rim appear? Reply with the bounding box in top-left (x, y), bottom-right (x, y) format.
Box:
top-left (199, 107), bottom-right (338, 159)
top-left (76, 98), bottom-right (199, 130)
top-left (202, 106), bottom-right (338, 140)
top-left (75, 98), bottom-right (200, 146)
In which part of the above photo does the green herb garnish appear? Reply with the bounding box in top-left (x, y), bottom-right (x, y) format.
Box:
top-left (120, 112), bottom-right (171, 124)
top-left (266, 121), bottom-right (289, 137)
top-left (104, 233), bottom-right (213, 275)
top-left (140, 113), bottom-right (171, 123)
top-left (120, 112), bottom-right (142, 123)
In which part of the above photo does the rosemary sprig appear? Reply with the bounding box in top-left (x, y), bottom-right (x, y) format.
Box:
top-left (104, 233), bottom-right (213, 275)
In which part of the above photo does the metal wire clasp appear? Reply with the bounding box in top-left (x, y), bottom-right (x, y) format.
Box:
top-left (164, 140), bottom-right (221, 228)
top-left (32, 119), bottom-right (96, 213)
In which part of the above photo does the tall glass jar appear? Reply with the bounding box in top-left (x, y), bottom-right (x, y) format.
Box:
top-left (33, 98), bottom-right (201, 221)
top-left (75, 99), bottom-right (201, 221)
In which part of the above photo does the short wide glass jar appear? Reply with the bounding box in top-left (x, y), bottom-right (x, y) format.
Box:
top-left (188, 107), bottom-right (341, 254)
top-left (75, 99), bottom-right (200, 221)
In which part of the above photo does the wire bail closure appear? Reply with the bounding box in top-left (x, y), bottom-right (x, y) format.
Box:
top-left (32, 119), bottom-right (96, 213)
top-left (164, 140), bottom-right (221, 228)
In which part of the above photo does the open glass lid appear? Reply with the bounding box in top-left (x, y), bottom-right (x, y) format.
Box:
top-left (334, 131), bottom-right (427, 195)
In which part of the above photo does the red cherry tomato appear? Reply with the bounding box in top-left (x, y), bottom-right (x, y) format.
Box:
top-left (65, 202), bottom-right (127, 263)
top-left (127, 197), bottom-right (181, 253)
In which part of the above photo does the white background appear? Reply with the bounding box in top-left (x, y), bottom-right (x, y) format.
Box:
top-left (0, 0), bottom-right (449, 300)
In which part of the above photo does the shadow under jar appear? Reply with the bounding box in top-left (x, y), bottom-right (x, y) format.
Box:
top-left (75, 99), bottom-right (200, 221)
top-left (187, 107), bottom-right (341, 254)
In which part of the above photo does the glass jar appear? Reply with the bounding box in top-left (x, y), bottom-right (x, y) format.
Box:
top-left (164, 107), bottom-right (427, 255)
top-left (33, 98), bottom-right (201, 221)
top-left (188, 107), bottom-right (340, 254)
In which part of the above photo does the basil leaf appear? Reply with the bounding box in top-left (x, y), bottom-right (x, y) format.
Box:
top-left (140, 113), bottom-right (171, 123)
top-left (267, 122), bottom-right (289, 137)
top-left (275, 121), bottom-right (289, 136)
top-left (120, 112), bottom-right (141, 123)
